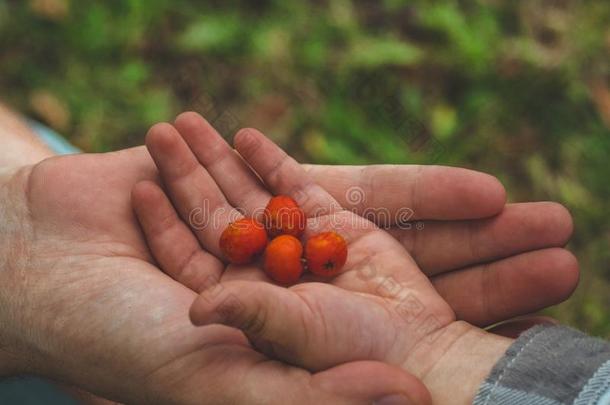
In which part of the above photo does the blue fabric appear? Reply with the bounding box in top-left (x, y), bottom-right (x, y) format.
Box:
top-left (475, 382), bottom-right (562, 405)
top-left (474, 325), bottom-right (610, 405)
top-left (598, 390), bottom-right (610, 405)
top-left (574, 359), bottom-right (610, 405)
top-left (0, 121), bottom-right (80, 404)
top-left (0, 377), bottom-right (76, 405)
top-left (28, 120), bottom-right (81, 155)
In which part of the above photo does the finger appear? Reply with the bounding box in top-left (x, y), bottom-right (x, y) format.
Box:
top-left (432, 248), bottom-right (579, 326)
top-left (236, 360), bottom-right (431, 405)
top-left (190, 280), bottom-right (397, 371)
top-left (191, 280), bottom-right (431, 405)
top-left (232, 128), bottom-right (429, 287)
top-left (303, 164), bottom-right (506, 221)
top-left (173, 343), bottom-right (429, 404)
top-left (310, 361), bottom-right (431, 405)
top-left (174, 112), bottom-right (271, 217)
top-left (234, 128), bottom-right (341, 217)
top-left (392, 202), bottom-right (574, 275)
top-left (488, 315), bottom-right (558, 338)
top-left (145, 122), bottom-right (242, 258)
top-left (132, 181), bottom-right (224, 292)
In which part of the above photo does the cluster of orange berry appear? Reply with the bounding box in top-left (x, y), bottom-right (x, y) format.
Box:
top-left (219, 196), bottom-right (348, 285)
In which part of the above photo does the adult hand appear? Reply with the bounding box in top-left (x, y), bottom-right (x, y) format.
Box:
top-left (132, 113), bottom-right (576, 403)
top-left (304, 166), bottom-right (577, 328)
top-left (0, 152), bottom-right (429, 404)
top-left (215, 164), bottom-right (576, 338)
top-left (143, 112), bottom-right (577, 329)
top-left (0, 111), bottom-right (576, 403)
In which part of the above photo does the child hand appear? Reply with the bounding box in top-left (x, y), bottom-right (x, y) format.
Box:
top-left (133, 112), bottom-right (514, 403)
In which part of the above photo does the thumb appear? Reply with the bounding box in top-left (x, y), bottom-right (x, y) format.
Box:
top-left (190, 279), bottom-right (335, 370)
top-left (313, 360), bottom-right (432, 405)
top-left (189, 279), bottom-right (390, 371)
top-left (189, 280), bottom-right (432, 404)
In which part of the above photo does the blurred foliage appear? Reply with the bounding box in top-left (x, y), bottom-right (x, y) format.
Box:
top-left (0, 0), bottom-right (609, 336)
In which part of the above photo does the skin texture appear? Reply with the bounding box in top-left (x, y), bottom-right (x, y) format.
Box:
top-left (0, 107), bottom-right (578, 403)
top-left (133, 112), bottom-right (578, 403)
top-left (304, 231), bottom-right (348, 277)
top-left (0, 151), bottom-right (430, 405)
top-left (0, 104), bottom-right (53, 167)
top-left (141, 118), bottom-right (460, 372)
top-left (219, 218), bottom-right (268, 264)
top-left (134, 112), bottom-right (578, 328)
top-left (264, 235), bottom-right (304, 284)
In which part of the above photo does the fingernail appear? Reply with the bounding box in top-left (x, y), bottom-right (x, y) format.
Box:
top-left (234, 129), bottom-right (259, 150)
top-left (373, 394), bottom-right (412, 405)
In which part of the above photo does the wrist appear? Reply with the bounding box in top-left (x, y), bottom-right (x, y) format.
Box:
top-left (404, 321), bottom-right (513, 405)
top-left (0, 103), bottom-right (55, 169)
top-left (0, 166), bottom-right (36, 377)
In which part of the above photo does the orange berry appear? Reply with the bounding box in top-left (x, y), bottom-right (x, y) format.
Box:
top-left (220, 218), bottom-right (268, 264)
top-left (263, 235), bottom-right (304, 285)
top-left (263, 195), bottom-right (306, 238)
top-left (304, 232), bottom-right (348, 277)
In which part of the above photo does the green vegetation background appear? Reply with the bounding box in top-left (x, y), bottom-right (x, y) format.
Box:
top-left (1, 0), bottom-right (608, 337)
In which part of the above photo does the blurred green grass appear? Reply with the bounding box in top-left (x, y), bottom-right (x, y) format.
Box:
top-left (0, 0), bottom-right (608, 336)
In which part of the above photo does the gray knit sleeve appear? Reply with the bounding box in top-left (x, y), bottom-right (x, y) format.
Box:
top-left (473, 325), bottom-right (610, 405)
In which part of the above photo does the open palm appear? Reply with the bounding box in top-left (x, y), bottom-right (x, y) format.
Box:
top-left (136, 113), bottom-right (577, 333)
top-left (0, 111), bottom-right (576, 404)
top-left (1, 148), bottom-right (429, 404)
top-left (132, 113), bottom-right (473, 378)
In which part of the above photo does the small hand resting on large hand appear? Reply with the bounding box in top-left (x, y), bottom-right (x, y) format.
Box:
top-left (133, 113), bottom-right (553, 403)
top-left (0, 110), bottom-right (576, 404)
